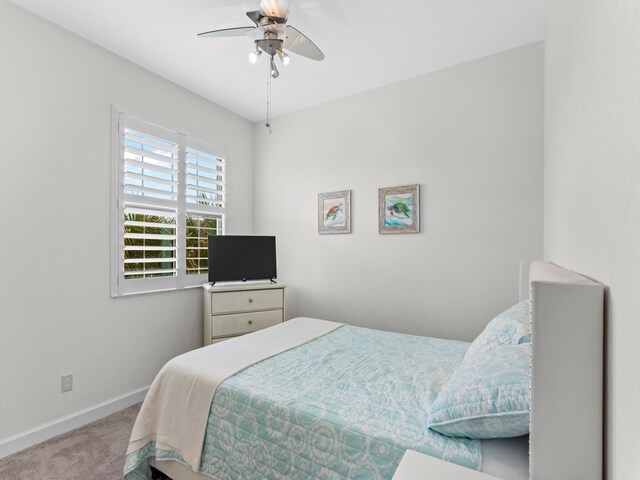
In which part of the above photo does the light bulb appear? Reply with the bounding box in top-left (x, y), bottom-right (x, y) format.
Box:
top-left (276, 49), bottom-right (290, 66)
top-left (248, 50), bottom-right (261, 64)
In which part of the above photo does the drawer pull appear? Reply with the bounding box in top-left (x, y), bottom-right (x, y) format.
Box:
top-left (249, 298), bottom-right (254, 303)
top-left (248, 320), bottom-right (254, 325)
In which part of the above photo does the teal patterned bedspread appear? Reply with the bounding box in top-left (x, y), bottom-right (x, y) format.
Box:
top-left (125, 325), bottom-right (480, 479)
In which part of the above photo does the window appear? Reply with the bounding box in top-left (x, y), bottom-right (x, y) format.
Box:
top-left (111, 110), bottom-right (226, 296)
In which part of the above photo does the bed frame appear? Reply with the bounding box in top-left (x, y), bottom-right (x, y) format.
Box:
top-left (151, 261), bottom-right (604, 480)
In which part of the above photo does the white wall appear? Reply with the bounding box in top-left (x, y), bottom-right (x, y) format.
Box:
top-left (0, 0), bottom-right (253, 441)
top-left (254, 43), bottom-right (544, 341)
top-left (545, 1), bottom-right (640, 478)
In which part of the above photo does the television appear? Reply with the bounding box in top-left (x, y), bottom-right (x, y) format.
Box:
top-left (207, 235), bottom-right (277, 284)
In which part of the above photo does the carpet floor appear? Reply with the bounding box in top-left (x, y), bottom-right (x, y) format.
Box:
top-left (0, 403), bottom-right (142, 480)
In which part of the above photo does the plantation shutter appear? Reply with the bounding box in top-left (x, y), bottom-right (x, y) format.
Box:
top-left (185, 139), bottom-right (226, 277)
top-left (112, 111), bottom-right (227, 296)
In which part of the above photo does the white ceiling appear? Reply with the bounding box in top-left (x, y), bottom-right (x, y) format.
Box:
top-left (10, 0), bottom-right (547, 123)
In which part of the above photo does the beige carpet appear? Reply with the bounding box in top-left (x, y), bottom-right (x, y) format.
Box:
top-left (0, 403), bottom-right (142, 480)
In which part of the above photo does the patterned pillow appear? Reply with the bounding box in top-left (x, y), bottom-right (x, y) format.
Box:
top-left (427, 343), bottom-right (530, 439)
top-left (466, 300), bottom-right (531, 358)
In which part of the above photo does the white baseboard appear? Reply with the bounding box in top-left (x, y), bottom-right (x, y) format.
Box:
top-left (0, 386), bottom-right (149, 459)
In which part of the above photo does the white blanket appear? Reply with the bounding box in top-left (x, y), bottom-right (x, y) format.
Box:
top-left (126, 317), bottom-right (342, 472)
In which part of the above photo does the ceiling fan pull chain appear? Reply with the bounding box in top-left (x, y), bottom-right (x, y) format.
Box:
top-left (266, 57), bottom-right (272, 133)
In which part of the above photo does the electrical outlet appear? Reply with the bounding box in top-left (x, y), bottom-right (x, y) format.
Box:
top-left (61, 374), bottom-right (73, 393)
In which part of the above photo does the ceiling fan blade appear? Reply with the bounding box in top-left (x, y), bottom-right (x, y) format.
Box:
top-left (246, 27), bottom-right (266, 41)
top-left (259, 0), bottom-right (290, 20)
top-left (284, 25), bottom-right (325, 61)
top-left (197, 26), bottom-right (255, 38)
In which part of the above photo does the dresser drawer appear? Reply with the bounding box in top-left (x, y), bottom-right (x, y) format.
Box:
top-left (211, 310), bottom-right (283, 338)
top-left (210, 288), bottom-right (283, 315)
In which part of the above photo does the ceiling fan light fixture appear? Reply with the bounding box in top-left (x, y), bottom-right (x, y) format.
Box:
top-left (248, 48), bottom-right (262, 64)
top-left (278, 50), bottom-right (291, 66)
top-left (197, 0), bottom-right (325, 131)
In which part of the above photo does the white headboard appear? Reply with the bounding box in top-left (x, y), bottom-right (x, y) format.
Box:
top-left (521, 261), bottom-right (604, 480)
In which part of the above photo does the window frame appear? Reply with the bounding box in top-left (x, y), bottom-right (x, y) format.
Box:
top-left (110, 107), bottom-right (227, 297)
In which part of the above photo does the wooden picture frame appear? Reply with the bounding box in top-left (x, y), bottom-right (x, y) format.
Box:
top-left (378, 184), bottom-right (420, 234)
top-left (318, 190), bottom-right (351, 234)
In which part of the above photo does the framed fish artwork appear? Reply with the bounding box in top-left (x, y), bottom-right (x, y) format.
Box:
top-left (318, 190), bottom-right (351, 234)
top-left (378, 184), bottom-right (420, 234)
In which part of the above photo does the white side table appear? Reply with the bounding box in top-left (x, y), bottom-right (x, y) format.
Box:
top-left (392, 450), bottom-right (503, 480)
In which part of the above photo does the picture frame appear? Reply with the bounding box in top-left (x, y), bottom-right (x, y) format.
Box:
top-left (378, 184), bottom-right (420, 234)
top-left (318, 190), bottom-right (351, 234)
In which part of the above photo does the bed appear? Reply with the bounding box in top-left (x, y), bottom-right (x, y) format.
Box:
top-left (124, 261), bottom-right (603, 480)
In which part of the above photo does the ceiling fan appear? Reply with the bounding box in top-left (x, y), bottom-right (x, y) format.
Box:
top-left (197, 0), bottom-right (324, 79)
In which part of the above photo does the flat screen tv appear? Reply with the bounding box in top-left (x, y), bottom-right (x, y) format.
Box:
top-left (207, 235), bottom-right (277, 284)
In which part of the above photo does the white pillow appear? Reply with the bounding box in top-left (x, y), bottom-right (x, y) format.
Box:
top-left (466, 300), bottom-right (530, 358)
top-left (428, 343), bottom-right (530, 439)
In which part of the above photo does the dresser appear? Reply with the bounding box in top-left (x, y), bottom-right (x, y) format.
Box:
top-left (203, 283), bottom-right (286, 345)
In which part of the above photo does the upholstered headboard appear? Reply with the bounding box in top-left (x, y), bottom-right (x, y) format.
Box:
top-left (521, 261), bottom-right (604, 480)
